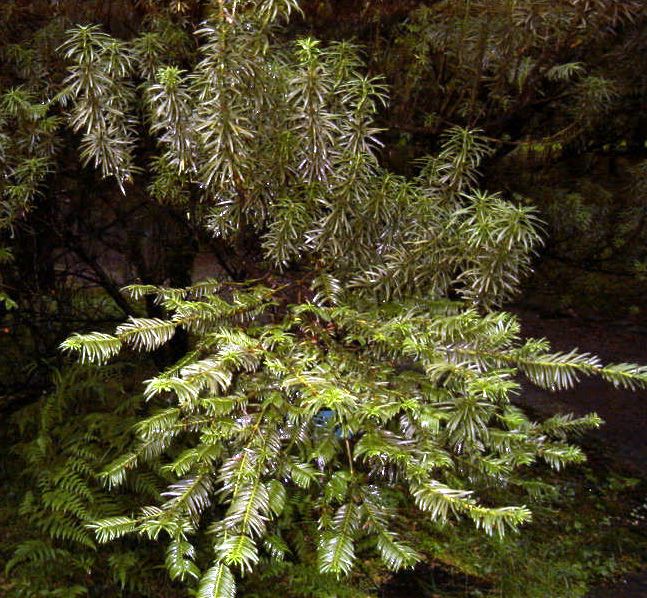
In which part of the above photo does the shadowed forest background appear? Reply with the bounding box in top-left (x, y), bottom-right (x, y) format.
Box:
top-left (0, 1), bottom-right (646, 597)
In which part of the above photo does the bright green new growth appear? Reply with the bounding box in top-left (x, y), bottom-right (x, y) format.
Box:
top-left (53, 0), bottom-right (647, 596)
top-left (61, 280), bottom-right (646, 594)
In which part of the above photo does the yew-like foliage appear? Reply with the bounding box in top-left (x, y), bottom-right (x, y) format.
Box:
top-left (49, 2), bottom-right (647, 596)
top-left (63, 279), bottom-right (646, 594)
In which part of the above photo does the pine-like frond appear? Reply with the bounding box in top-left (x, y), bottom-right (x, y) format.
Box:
top-left (317, 503), bottom-right (360, 576)
top-left (516, 349), bottom-right (601, 390)
top-left (60, 332), bottom-right (122, 364)
top-left (215, 534), bottom-right (259, 574)
top-left (38, 3), bottom-right (647, 595)
top-left (224, 479), bottom-right (270, 538)
top-left (467, 505), bottom-right (532, 536)
top-left (599, 363), bottom-right (647, 390)
top-left (161, 473), bottom-right (214, 518)
top-left (539, 443), bottom-right (586, 470)
top-left (89, 516), bottom-right (138, 543)
top-left (165, 539), bottom-right (200, 582)
top-left (100, 453), bottom-right (139, 489)
top-left (198, 563), bottom-right (236, 598)
top-left (540, 413), bottom-right (603, 439)
top-left (410, 481), bottom-right (473, 522)
top-left (122, 283), bottom-right (160, 300)
top-left (376, 531), bottom-right (421, 571)
top-left (116, 317), bottom-right (176, 351)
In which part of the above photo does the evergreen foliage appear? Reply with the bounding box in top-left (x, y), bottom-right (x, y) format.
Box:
top-left (378, 0), bottom-right (647, 299)
top-left (59, 278), bottom-right (645, 595)
top-left (54, 6), bottom-right (543, 308)
top-left (385, 0), bottom-right (645, 148)
top-left (0, 0), bottom-right (645, 596)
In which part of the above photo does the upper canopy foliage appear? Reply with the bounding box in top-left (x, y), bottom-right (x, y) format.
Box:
top-left (52, 1), bottom-right (544, 308)
top-left (1, 1), bottom-right (645, 597)
top-left (385, 0), bottom-right (645, 146)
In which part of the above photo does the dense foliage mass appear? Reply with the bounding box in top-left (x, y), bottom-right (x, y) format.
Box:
top-left (375, 0), bottom-right (647, 304)
top-left (0, 1), bottom-right (645, 597)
